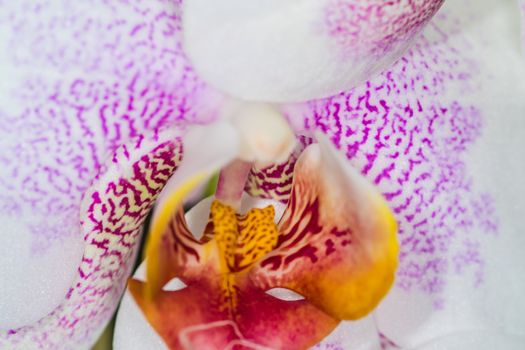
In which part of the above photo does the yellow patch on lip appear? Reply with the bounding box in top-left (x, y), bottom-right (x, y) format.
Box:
top-left (207, 200), bottom-right (278, 315)
top-left (145, 191), bottom-right (280, 316)
top-left (210, 200), bottom-right (278, 273)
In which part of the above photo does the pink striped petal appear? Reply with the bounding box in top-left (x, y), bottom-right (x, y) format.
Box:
top-left (0, 130), bottom-right (182, 348)
top-left (299, 0), bottom-right (524, 346)
top-left (183, 0), bottom-right (444, 102)
top-left (248, 0), bottom-right (525, 346)
top-left (0, 0), bottom-right (221, 348)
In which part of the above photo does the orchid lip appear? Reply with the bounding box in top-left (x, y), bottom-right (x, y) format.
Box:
top-left (130, 130), bottom-right (398, 349)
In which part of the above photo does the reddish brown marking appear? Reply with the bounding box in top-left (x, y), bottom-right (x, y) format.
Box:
top-left (284, 245), bottom-right (319, 265)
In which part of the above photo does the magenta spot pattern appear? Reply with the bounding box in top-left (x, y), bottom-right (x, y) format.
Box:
top-left (0, 0), bottom-right (217, 348)
top-left (323, 0), bottom-right (444, 58)
top-left (313, 342), bottom-right (345, 350)
top-left (379, 332), bottom-right (401, 350)
top-left (0, 134), bottom-right (181, 348)
top-left (312, 332), bottom-right (400, 350)
top-left (0, 0), bottom-right (219, 251)
top-left (301, 19), bottom-right (498, 298)
top-left (252, 15), bottom-right (498, 302)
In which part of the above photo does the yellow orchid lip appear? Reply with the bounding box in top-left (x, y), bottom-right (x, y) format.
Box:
top-left (132, 134), bottom-right (399, 349)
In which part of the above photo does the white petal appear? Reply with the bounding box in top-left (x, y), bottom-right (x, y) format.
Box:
top-left (315, 317), bottom-right (382, 350)
top-left (183, 0), bottom-right (443, 102)
top-left (372, 0), bottom-right (525, 346)
top-left (414, 331), bottom-right (525, 350)
top-left (0, 0), bottom-right (221, 347)
top-left (0, 224), bottom-right (82, 329)
top-left (266, 0), bottom-right (525, 346)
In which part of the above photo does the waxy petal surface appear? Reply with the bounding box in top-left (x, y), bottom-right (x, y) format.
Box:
top-left (0, 0), bottom-right (221, 348)
top-left (183, 0), bottom-right (444, 102)
top-left (250, 0), bottom-right (525, 347)
top-left (129, 282), bottom-right (337, 350)
top-left (416, 331), bottom-right (525, 350)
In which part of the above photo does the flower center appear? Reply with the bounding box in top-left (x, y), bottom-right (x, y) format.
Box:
top-left (208, 200), bottom-right (278, 315)
top-left (211, 200), bottom-right (278, 274)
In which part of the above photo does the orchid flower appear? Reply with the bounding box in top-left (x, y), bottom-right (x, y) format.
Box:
top-left (0, 1), bottom-right (524, 350)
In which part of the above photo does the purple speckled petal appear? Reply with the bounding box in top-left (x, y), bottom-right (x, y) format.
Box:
top-left (252, 0), bottom-right (525, 346)
top-left (183, 0), bottom-right (444, 102)
top-left (0, 0), bottom-right (221, 347)
top-left (1, 130), bottom-right (183, 349)
top-left (372, 0), bottom-right (525, 345)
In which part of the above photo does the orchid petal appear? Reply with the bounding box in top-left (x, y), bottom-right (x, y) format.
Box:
top-left (415, 331), bottom-right (525, 350)
top-left (372, 0), bottom-right (525, 346)
top-left (183, 0), bottom-right (444, 102)
top-left (0, 1), bottom-right (220, 347)
top-left (262, 0), bottom-right (525, 346)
